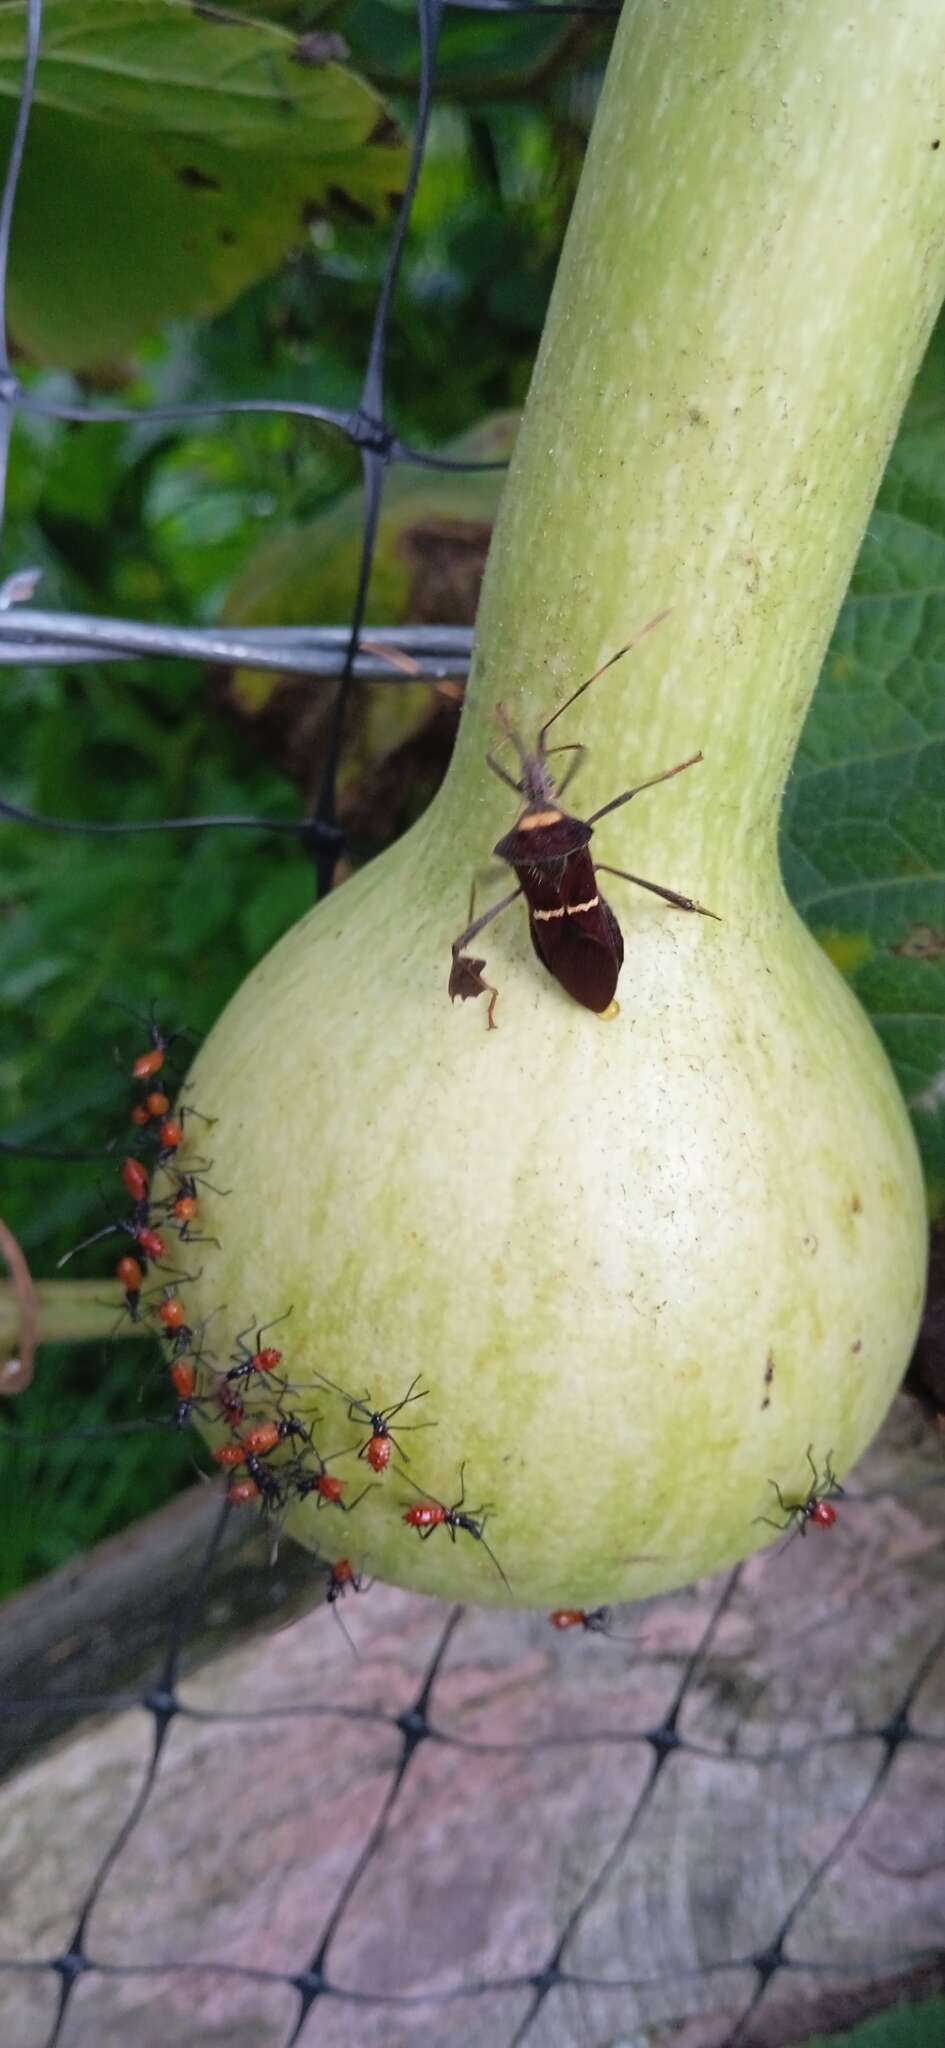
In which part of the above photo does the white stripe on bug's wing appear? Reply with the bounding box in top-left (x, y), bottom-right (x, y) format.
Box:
top-left (531, 896), bottom-right (600, 921)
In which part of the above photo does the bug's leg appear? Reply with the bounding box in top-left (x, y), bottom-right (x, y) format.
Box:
top-left (329, 1599), bottom-right (359, 1656)
top-left (391, 1422), bottom-right (436, 1444)
top-left (586, 752), bottom-right (704, 827)
top-left (455, 1462), bottom-right (468, 1512)
top-left (449, 884), bottom-right (521, 1030)
top-left (543, 742), bottom-right (587, 801)
top-left (486, 705), bottom-right (527, 792)
top-left (486, 751), bottom-right (523, 795)
top-left (255, 1308), bottom-right (294, 1346)
top-left (383, 1376), bottom-right (428, 1421)
top-left (594, 863), bottom-right (719, 920)
top-left (312, 1370), bottom-right (356, 1406)
top-left (341, 1485), bottom-right (373, 1514)
top-left (451, 885), bottom-right (523, 958)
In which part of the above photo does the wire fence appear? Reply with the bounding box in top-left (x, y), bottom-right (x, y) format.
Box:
top-left (2, 2), bottom-right (944, 2046)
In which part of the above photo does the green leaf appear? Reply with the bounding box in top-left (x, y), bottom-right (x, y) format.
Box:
top-left (343, 0), bottom-right (594, 99)
top-left (782, 393), bottom-right (945, 1212)
top-left (787, 1995), bottom-right (945, 2048)
top-left (0, 0), bottom-right (406, 367)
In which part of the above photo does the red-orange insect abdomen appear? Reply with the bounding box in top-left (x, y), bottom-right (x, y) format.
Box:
top-left (214, 1444), bottom-right (246, 1469)
top-left (242, 1422), bottom-right (280, 1457)
top-left (254, 1347), bottom-right (282, 1372)
top-left (228, 1479), bottom-right (259, 1506)
top-left (136, 1227), bottom-right (165, 1261)
top-left (121, 1158), bottom-right (149, 1202)
top-left (132, 1048), bottom-right (165, 1080)
top-left (404, 1503), bottom-right (445, 1530)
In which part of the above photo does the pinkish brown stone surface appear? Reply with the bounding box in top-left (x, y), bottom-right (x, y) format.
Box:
top-left (1, 1402), bottom-right (943, 2048)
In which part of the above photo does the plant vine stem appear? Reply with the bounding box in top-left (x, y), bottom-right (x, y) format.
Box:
top-left (0, 1281), bottom-right (148, 1351)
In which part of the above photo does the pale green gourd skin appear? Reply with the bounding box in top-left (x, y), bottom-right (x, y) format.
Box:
top-left (181, 0), bottom-right (943, 1605)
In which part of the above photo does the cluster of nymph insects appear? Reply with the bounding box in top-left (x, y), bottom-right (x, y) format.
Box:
top-left (64, 1010), bottom-right (841, 1644)
top-left (201, 1330), bottom-right (513, 1599)
top-left (59, 1012), bottom-right (515, 1627)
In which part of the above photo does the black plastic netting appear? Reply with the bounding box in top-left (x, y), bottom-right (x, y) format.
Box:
top-left (2, 4), bottom-right (945, 2046)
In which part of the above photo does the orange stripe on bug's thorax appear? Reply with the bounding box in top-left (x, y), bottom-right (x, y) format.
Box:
top-left (517, 809), bottom-right (562, 831)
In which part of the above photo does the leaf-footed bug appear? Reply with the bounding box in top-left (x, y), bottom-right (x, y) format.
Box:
top-left (449, 610), bottom-right (717, 1026)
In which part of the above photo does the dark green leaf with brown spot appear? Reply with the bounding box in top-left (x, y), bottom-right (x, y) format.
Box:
top-left (0, 0), bottom-right (406, 367)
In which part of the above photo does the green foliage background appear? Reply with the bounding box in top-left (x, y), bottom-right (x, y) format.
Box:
top-left (1, 0), bottom-right (943, 1618)
top-left (789, 1996), bottom-right (945, 2048)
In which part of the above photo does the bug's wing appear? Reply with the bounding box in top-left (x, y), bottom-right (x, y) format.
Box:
top-left (528, 892), bottom-right (623, 1012)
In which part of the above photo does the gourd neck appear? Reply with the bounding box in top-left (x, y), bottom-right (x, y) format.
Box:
top-left (425, 0), bottom-right (945, 914)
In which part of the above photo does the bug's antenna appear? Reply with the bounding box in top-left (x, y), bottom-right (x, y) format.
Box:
top-left (494, 701), bottom-right (529, 770)
top-left (476, 1519), bottom-right (512, 1595)
top-left (538, 607), bottom-right (672, 750)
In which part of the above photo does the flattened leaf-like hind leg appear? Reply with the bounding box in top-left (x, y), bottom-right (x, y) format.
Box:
top-left (449, 879), bottom-right (522, 1029)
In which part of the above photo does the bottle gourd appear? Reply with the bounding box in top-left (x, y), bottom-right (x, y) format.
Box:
top-left (180, 0), bottom-right (944, 1606)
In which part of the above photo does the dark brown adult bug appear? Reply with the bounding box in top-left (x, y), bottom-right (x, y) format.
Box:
top-left (448, 611), bottom-right (717, 1025)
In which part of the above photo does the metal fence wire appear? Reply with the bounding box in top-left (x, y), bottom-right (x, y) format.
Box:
top-left (2, 2), bottom-right (945, 2046)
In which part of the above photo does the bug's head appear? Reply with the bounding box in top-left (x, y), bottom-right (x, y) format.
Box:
top-left (493, 704), bottom-right (558, 807)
